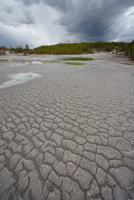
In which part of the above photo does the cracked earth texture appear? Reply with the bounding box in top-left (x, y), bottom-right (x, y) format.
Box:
top-left (0, 54), bottom-right (134, 200)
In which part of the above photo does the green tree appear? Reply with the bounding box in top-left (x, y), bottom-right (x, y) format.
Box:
top-left (25, 44), bottom-right (29, 54)
top-left (130, 40), bottom-right (134, 60)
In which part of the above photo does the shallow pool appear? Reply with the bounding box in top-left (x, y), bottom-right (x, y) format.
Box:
top-left (0, 73), bottom-right (42, 89)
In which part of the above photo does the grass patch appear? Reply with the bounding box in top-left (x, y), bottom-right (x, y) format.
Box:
top-left (60, 57), bottom-right (93, 61)
top-left (65, 62), bottom-right (84, 65)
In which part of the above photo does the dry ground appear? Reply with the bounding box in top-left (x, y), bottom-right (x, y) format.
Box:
top-left (0, 52), bottom-right (134, 200)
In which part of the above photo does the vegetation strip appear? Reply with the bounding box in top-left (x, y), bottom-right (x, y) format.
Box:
top-left (1, 40), bottom-right (134, 60)
top-left (65, 62), bottom-right (84, 65)
top-left (121, 63), bottom-right (134, 65)
top-left (60, 57), bottom-right (93, 61)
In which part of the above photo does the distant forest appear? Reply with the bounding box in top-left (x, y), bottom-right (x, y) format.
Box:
top-left (0, 41), bottom-right (134, 60)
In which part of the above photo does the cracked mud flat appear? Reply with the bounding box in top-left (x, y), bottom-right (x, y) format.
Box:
top-left (0, 53), bottom-right (134, 200)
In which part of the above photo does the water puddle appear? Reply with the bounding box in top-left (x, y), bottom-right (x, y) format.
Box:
top-left (0, 60), bottom-right (44, 66)
top-left (9, 73), bottom-right (42, 80)
top-left (0, 73), bottom-right (42, 89)
top-left (0, 59), bottom-right (59, 67)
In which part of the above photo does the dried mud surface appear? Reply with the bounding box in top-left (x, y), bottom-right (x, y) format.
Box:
top-left (0, 53), bottom-right (134, 200)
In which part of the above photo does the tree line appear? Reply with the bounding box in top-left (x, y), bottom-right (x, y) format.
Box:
top-left (0, 41), bottom-right (134, 60)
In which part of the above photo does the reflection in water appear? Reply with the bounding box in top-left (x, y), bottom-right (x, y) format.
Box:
top-left (19, 60), bottom-right (43, 65)
top-left (0, 60), bottom-right (44, 66)
top-left (0, 73), bottom-right (42, 89)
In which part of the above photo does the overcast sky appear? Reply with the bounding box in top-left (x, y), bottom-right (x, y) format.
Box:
top-left (0, 0), bottom-right (134, 48)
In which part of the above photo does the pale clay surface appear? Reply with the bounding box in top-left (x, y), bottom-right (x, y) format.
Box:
top-left (0, 53), bottom-right (134, 200)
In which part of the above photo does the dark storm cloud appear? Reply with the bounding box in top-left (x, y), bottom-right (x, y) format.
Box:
top-left (11, 0), bottom-right (134, 42)
top-left (0, 0), bottom-right (134, 47)
top-left (45, 0), bottom-right (73, 13)
top-left (55, 0), bottom-right (134, 41)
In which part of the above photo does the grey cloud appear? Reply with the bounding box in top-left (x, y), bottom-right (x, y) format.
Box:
top-left (56, 0), bottom-right (134, 41)
top-left (0, 1), bottom-right (35, 27)
top-left (0, 33), bottom-right (18, 47)
top-left (1, 0), bottom-right (134, 48)
top-left (1, 1), bottom-right (13, 14)
top-left (0, 27), bottom-right (33, 48)
top-left (45, 0), bottom-right (73, 13)
top-left (19, 12), bottom-right (35, 25)
top-left (2, 5), bottom-right (13, 14)
top-left (16, 0), bottom-right (73, 13)
top-left (15, 0), bottom-right (40, 6)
